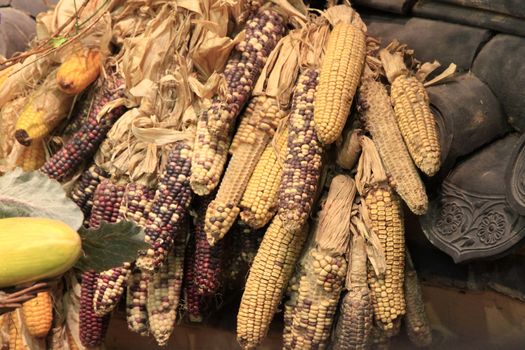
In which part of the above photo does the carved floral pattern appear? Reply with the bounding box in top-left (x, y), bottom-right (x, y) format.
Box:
top-left (477, 211), bottom-right (506, 245)
top-left (436, 202), bottom-right (463, 236)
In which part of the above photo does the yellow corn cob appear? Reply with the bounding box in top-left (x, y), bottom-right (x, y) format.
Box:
top-left (56, 49), bottom-right (101, 95)
top-left (314, 22), bottom-right (366, 145)
top-left (205, 96), bottom-right (285, 244)
top-left (8, 312), bottom-right (29, 350)
top-left (404, 250), bottom-right (432, 347)
top-left (237, 216), bottom-right (308, 350)
top-left (20, 291), bottom-right (52, 338)
top-left (358, 78), bottom-right (428, 215)
top-left (380, 50), bottom-right (440, 176)
top-left (240, 127), bottom-right (288, 229)
top-left (14, 76), bottom-right (74, 146)
top-left (365, 184), bottom-right (406, 331)
top-left (16, 141), bottom-right (46, 172)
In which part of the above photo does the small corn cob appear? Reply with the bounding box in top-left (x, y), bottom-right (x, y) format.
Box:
top-left (194, 196), bottom-right (223, 295)
top-left (20, 291), bottom-right (52, 338)
top-left (190, 105), bottom-right (233, 196)
top-left (240, 128), bottom-right (288, 228)
top-left (15, 76), bottom-right (74, 146)
top-left (380, 50), bottom-right (440, 176)
top-left (371, 325), bottom-right (391, 350)
top-left (126, 269), bottom-right (150, 336)
top-left (8, 312), bottom-right (29, 350)
top-left (147, 238), bottom-right (186, 346)
top-left (314, 21), bottom-right (367, 145)
top-left (66, 326), bottom-right (80, 350)
top-left (404, 250), bottom-right (432, 347)
top-left (365, 184), bottom-right (406, 331)
top-left (358, 78), bottom-right (428, 215)
top-left (237, 216), bottom-right (308, 350)
top-left (56, 49), bottom-right (101, 95)
top-left (278, 69), bottom-right (324, 232)
top-left (79, 179), bottom-right (124, 347)
top-left (137, 141), bottom-right (193, 272)
top-left (184, 231), bottom-right (204, 322)
top-left (16, 141), bottom-right (45, 171)
top-left (70, 164), bottom-right (109, 222)
top-left (332, 234), bottom-right (373, 350)
top-left (206, 8), bottom-right (285, 135)
top-left (205, 96), bottom-right (284, 244)
top-left (94, 182), bottom-right (155, 316)
top-left (40, 74), bottom-right (126, 182)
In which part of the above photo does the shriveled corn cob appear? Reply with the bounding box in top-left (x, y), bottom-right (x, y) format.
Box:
top-left (79, 180), bottom-right (124, 347)
top-left (404, 250), bottom-right (432, 347)
top-left (333, 235), bottom-right (373, 350)
top-left (190, 106), bottom-right (233, 196)
top-left (16, 141), bottom-right (45, 171)
top-left (126, 269), bottom-right (150, 336)
top-left (240, 128), bottom-right (288, 228)
top-left (20, 291), bottom-right (52, 338)
top-left (365, 184), bottom-right (406, 331)
top-left (206, 9), bottom-right (285, 135)
top-left (15, 77), bottom-right (74, 146)
top-left (8, 312), bottom-right (29, 350)
top-left (314, 22), bottom-right (366, 145)
top-left (380, 50), bottom-right (440, 176)
top-left (94, 182), bottom-right (155, 316)
top-left (205, 96), bottom-right (284, 244)
top-left (237, 216), bottom-right (308, 350)
top-left (56, 49), bottom-right (101, 95)
top-left (194, 196), bottom-right (223, 295)
top-left (279, 69), bottom-right (324, 232)
top-left (147, 238), bottom-right (186, 346)
top-left (358, 78), bottom-right (428, 215)
top-left (70, 164), bottom-right (109, 222)
top-left (137, 141), bottom-right (192, 272)
top-left (41, 74), bottom-right (126, 182)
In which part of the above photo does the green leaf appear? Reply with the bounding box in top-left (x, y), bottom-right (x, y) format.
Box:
top-left (51, 36), bottom-right (68, 48)
top-left (0, 169), bottom-right (83, 231)
top-left (75, 220), bottom-right (149, 272)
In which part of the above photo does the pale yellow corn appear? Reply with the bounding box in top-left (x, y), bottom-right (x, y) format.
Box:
top-left (314, 23), bottom-right (366, 145)
top-left (9, 312), bottom-right (29, 350)
top-left (16, 141), bottom-right (46, 171)
top-left (21, 291), bottom-right (52, 338)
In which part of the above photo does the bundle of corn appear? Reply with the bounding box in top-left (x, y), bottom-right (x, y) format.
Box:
top-left (358, 69), bottom-right (428, 215)
top-left (284, 175), bottom-right (356, 350)
top-left (356, 136), bottom-right (406, 332)
top-left (404, 249), bottom-right (432, 347)
top-left (379, 45), bottom-right (441, 176)
top-left (314, 5), bottom-right (367, 145)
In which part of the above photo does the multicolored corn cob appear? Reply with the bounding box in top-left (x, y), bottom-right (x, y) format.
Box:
top-left (278, 69), bottom-right (324, 232)
top-left (56, 49), bottom-right (101, 95)
top-left (206, 8), bottom-right (285, 135)
top-left (20, 291), bottom-right (52, 338)
top-left (147, 237), bottom-right (186, 346)
top-left (137, 141), bottom-right (193, 272)
top-left (70, 164), bottom-right (109, 222)
top-left (183, 231), bottom-right (204, 322)
top-left (126, 269), bottom-right (150, 336)
top-left (16, 141), bottom-right (46, 172)
top-left (237, 216), bottom-right (308, 350)
top-left (40, 74), bottom-right (126, 182)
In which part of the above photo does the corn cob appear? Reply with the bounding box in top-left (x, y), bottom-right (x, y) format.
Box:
top-left (371, 326), bottom-right (391, 350)
top-left (283, 274), bottom-right (300, 350)
top-left (184, 231), bottom-right (204, 322)
top-left (205, 96), bottom-right (284, 244)
top-left (14, 75), bottom-right (74, 146)
top-left (40, 74), bottom-right (126, 182)
top-left (404, 250), bottom-right (432, 347)
top-left (137, 141), bottom-right (193, 272)
top-left (190, 105), bottom-right (233, 196)
top-left (206, 8), bottom-right (285, 135)
top-left (126, 269), bottom-right (150, 336)
top-left (365, 184), bottom-right (405, 331)
top-left (314, 21), bottom-right (366, 145)
top-left (240, 127), bottom-right (288, 228)
top-left (380, 50), bottom-right (440, 176)
top-left (93, 182), bottom-right (154, 316)
top-left (358, 78), bottom-right (428, 215)
top-left (278, 69), bottom-right (324, 232)
top-left (20, 291), bottom-right (52, 338)
top-left (147, 238), bottom-right (186, 346)
top-left (8, 312), bottom-right (29, 350)
top-left (70, 164), bottom-right (109, 223)
top-left (16, 141), bottom-right (45, 172)
top-left (194, 196), bottom-right (223, 295)
top-left (332, 234), bottom-right (373, 350)
top-left (56, 49), bottom-right (101, 95)
top-left (79, 180), bottom-right (124, 347)
top-left (237, 216), bottom-right (308, 350)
